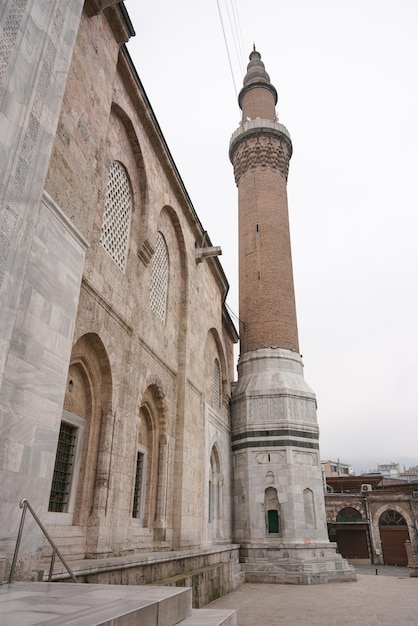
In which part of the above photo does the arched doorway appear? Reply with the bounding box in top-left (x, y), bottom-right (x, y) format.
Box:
top-left (333, 507), bottom-right (370, 560)
top-left (379, 509), bottom-right (409, 565)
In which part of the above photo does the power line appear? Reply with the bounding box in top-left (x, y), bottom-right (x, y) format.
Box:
top-left (225, 301), bottom-right (244, 327)
top-left (224, 0), bottom-right (245, 79)
top-left (216, 0), bottom-right (238, 99)
top-left (231, 0), bottom-right (246, 76)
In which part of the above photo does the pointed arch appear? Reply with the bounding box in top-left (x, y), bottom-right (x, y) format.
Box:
top-left (110, 102), bottom-right (147, 210)
top-left (204, 328), bottom-right (229, 413)
top-left (49, 333), bottom-right (113, 526)
top-left (133, 377), bottom-right (170, 532)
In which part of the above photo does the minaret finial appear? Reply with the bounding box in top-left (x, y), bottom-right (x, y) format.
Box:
top-left (253, 42), bottom-right (256, 52)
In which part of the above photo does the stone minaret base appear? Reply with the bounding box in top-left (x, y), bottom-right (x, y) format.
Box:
top-left (240, 543), bottom-right (356, 584)
top-left (231, 348), bottom-right (355, 583)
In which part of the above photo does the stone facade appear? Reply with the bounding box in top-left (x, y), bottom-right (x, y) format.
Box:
top-left (0, 1), bottom-right (240, 603)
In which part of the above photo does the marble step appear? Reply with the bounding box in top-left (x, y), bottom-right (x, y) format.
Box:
top-left (0, 582), bottom-right (193, 626)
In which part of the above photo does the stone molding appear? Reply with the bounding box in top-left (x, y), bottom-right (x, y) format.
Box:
top-left (43, 191), bottom-right (89, 252)
top-left (81, 277), bottom-right (133, 336)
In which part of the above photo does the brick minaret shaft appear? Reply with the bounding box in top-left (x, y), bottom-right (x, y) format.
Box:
top-left (229, 49), bottom-right (299, 355)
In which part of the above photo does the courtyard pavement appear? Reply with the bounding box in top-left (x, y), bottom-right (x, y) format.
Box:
top-left (208, 566), bottom-right (418, 625)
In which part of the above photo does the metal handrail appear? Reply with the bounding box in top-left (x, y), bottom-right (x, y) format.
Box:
top-left (8, 498), bottom-right (78, 583)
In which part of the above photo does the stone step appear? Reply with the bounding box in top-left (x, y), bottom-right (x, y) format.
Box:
top-left (178, 608), bottom-right (237, 626)
top-left (0, 582), bottom-right (193, 626)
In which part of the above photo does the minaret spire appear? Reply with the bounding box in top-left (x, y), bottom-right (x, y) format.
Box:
top-left (230, 49), bottom-right (297, 355)
top-left (229, 50), bottom-right (355, 585)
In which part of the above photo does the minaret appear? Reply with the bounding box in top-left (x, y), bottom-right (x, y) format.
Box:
top-left (230, 50), bottom-right (355, 583)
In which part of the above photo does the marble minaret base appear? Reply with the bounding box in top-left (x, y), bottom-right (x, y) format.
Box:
top-left (231, 347), bottom-right (355, 583)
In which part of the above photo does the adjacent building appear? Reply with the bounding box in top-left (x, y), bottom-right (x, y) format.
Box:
top-left (325, 476), bottom-right (418, 567)
top-left (322, 460), bottom-right (354, 478)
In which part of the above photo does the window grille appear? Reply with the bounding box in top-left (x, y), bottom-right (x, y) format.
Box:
top-left (100, 161), bottom-right (132, 271)
top-left (379, 510), bottom-right (407, 526)
top-left (48, 422), bottom-right (77, 513)
top-left (213, 359), bottom-right (220, 408)
top-left (149, 232), bottom-right (168, 321)
top-left (132, 451), bottom-right (144, 518)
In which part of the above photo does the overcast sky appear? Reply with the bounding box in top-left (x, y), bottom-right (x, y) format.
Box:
top-left (125, 1), bottom-right (418, 473)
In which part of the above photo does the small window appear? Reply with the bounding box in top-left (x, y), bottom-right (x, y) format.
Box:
top-left (132, 450), bottom-right (145, 519)
top-left (213, 359), bottom-right (221, 408)
top-left (100, 161), bottom-right (132, 271)
top-left (149, 232), bottom-right (169, 322)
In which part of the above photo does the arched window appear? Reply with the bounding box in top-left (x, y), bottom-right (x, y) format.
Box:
top-left (149, 232), bottom-right (169, 322)
top-left (336, 507), bottom-right (363, 523)
top-left (264, 487), bottom-right (280, 535)
top-left (379, 510), bottom-right (407, 526)
top-left (213, 358), bottom-right (221, 408)
top-left (100, 161), bottom-right (132, 271)
top-left (303, 488), bottom-right (316, 528)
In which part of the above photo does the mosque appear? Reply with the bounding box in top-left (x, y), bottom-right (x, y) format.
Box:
top-left (0, 0), bottom-right (354, 607)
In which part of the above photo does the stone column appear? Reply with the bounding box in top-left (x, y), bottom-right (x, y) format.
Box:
top-left (154, 434), bottom-right (169, 542)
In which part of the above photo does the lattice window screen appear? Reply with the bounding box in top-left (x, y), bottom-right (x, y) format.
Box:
top-left (213, 359), bottom-right (221, 408)
top-left (149, 232), bottom-right (169, 321)
top-left (100, 161), bottom-right (132, 270)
